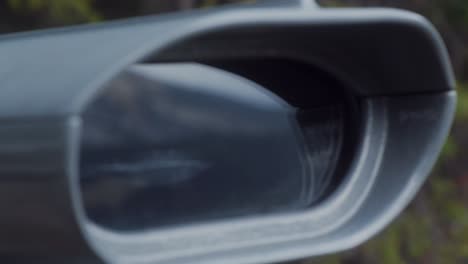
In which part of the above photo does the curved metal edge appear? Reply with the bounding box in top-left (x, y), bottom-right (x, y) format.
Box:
top-left (0, 7), bottom-right (453, 118)
top-left (65, 7), bottom-right (458, 113)
top-left (71, 91), bottom-right (455, 264)
top-left (67, 116), bottom-right (107, 263)
top-left (77, 92), bottom-right (385, 263)
top-left (187, 91), bottom-right (456, 264)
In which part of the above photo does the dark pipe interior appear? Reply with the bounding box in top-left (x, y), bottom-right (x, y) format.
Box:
top-left (80, 58), bottom-right (361, 231)
top-left (204, 58), bottom-right (361, 202)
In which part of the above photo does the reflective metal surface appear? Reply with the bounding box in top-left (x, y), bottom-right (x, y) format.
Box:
top-left (80, 63), bottom-right (344, 231)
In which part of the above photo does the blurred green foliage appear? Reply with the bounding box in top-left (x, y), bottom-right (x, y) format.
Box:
top-left (7, 0), bottom-right (101, 24)
top-left (457, 84), bottom-right (468, 120)
top-left (433, 0), bottom-right (468, 29)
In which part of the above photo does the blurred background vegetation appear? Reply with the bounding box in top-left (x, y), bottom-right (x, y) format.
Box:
top-left (1, 0), bottom-right (467, 263)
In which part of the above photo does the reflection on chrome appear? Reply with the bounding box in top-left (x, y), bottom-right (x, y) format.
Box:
top-left (80, 63), bottom-right (344, 231)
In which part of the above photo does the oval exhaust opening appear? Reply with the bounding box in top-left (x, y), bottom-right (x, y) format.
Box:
top-left (79, 60), bottom-right (359, 232)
